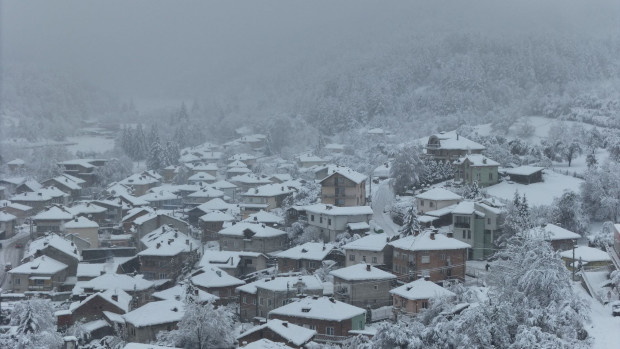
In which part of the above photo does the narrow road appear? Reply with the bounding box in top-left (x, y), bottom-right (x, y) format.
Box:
top-left (371, 180), bottom-right (400, 237)
top-left (0, 228), bottom-right (30, 290)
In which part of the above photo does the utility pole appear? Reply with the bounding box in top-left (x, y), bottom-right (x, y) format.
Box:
top-left (572, 240), bottom-right (576, 282)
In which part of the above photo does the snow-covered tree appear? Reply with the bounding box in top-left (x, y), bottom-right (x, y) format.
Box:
top-left (390, 145), bottom-right (426, 195)
top-left (500, 191), bottom-right (532, 240)
top-left (146, 136), bottom-right (166, 172)
top-left (164, 140), bottom-right (180, 166)
top-left (156, 300), bottom-right (235, 349)
top-left (565, 141), bottom-right (582, 167)
top-left (548, 191), bottom-right (588, 235)
top-left (461, 180), bottom-right (484, 200)
top-left (399, 205), bottom-right (421, 237)
top-left (0, 298), bottom-right (63, 349)
top-left (93, 156), bottom-right (133, 188)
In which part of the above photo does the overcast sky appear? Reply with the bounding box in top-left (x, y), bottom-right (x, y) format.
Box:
top-left (2, 0), bottom-right (619, 100)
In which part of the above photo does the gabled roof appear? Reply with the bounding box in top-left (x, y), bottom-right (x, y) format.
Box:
top-left (187, 187), bottom-right (225, 199)
top-left (241, 339), bottom-right (294, 349)
top-left (451, 201), bottom-right (484, 217)
top-left (119, 173), bottom-right (160, 186)
top-left (242, 182), bottom-right (299, 197)
top-left (330, 263), bottom-right (396, 281)
top-left (9, 255), bottom-right (67, 275)
top-left (276, 242), bottom-right (335, 261)
top-left (199, 210), bottom-right (235, 222)
top-left (25, 233), bottom-right (81, 261)
top-left (503, 166), bottom-right (545, 176)
top-left (237, 319), bottom-right (316, 346)
top-left (297, 154), bottom-right (324, 163)
top-left (33, 205), bottom-right (74, 221)
top-left (139, 226), bottom-right (199, 257)
top-left (122, 207), bottom-right (155, 222)
top-left (11, 191), bottom-right (52, 202)
top-left (529, 224), bottom-right (580, 241)
top-left (70, 288), bottom-right (132, 313)
top-left (69, 201), bottom-right (107, 215)
top-left (227, 160), bottom-right (248, 168)
top-left (211, 180), bottom-right (237, 190)
top-left (84, 273), bottom-right (154, 292)
top-left (152, 284), bottom-right (219, 303)
top-left (194, 198), bottom-right (236, 212)
top-left (269, 296), bottom-right (365, 321)
top-left (218, 222), bottom-right (286, 238)
top-left (390, 230), bottom-right (471, 251)
top-left (65, 216), bottom-right (99, 229)
top-left (188, 172), bottom-right (216, 182)
top-left (342, 233), bottom-right (389, 252)
top-left (236, 275), bottom-right (323, 295)
top-left (560, 246), bottom-right (612, 262)
top-left (228, 153), bottom-right (257, 161)
top-left (299, 204), bottom-right (373, 216)
top-left (415, 188), bottom-right (462, 201)
top-left (0, 211), bottom-right (17, 222)
top-left (139, 190), bottom-right (178, 202)
top-left (453, 154), bottom-right (499, 167)
top-left (124, 300), bottom-right (185, 327)
top-left (38, 186), bottom-right (69, 198)
top-left (190, 266), bottom-right (245, 288)
top-left (226, 167), bottom-right (252, 175)
top-left (0, 200), bottom-right (32, 211)
top-left (243, 210), bottom-right (284, 225)
top-left (230, 173), bottom-right (272, 185)
top-left (390, 278), bottom-right (456, 300)
top-left (424, 131), bottom-right (486, 151)
top-left (199, 250), bottom-right (263, 270)
top-left (319, 166), bottom-right (367, 184)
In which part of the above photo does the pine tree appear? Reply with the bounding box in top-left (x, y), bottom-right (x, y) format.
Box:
top-left (462, 180), bottom-right (482, 200)
top-left (164, 140), bottom-right (180, 167)
top-left (134, 124), bottom-right (147, 160)
top-left (147, 136), bottom-right (165, 172)
top-left (399, 205), bottom-right (421, 237)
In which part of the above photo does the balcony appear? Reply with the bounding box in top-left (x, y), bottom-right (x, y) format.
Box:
top-left (454, 223), bottom-right (470, 229)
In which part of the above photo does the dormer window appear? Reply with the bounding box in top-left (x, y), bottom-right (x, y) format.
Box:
top-left (302, 308), bottom-right (311, 313)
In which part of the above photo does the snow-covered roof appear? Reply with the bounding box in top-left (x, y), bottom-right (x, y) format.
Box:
top-left (0, 176), bottom-right (26, 185)
top-left (529, 224), bottom-right (580, 241)
top-left (65, 216), bottom-right (99, 229)
top-left (227, 167), bottom-right (252, 174)
top-left (185, 162), bottom-right (218, 171)
top-left (124, 300), bottom-right (185, 327)
top-left (347, 222), bottom-right (370, 231)
top-left (77, 263), bottom-right (109, 278)
top-left (373, 162), bottom-right (391, 178)
top-left (229, 153), bottom-right (257, 161)
top-left (390, 278), bottom-right (456, 300)
top-left (415, 188), bottom-right (462, 201)
top-left (199, 210), bottom-right (235, 222)
top-left (191, 266), bottom-right (245, 288)
top-left (71, 288), bottom-right (132, 313)
top-left (11, 191), bottom-right (52, 202)
top-left (560, 246), bottom-right (612, 262)
top-left (454, 154), bottom-right (499, 167)
top-left (0, 211), bottom-right (17, 222)
top-left (237, 275), bottom-right (323, 295)
top-left (238, 319), bottom-right (316, 346)
top-left (195, 198), bottom-right (236, 212)
top-left (330, 264), bottom-right (396, 281)
top-left (139, 190), bottom-right (178, 202)
top-left (300, 204), bottom-right (373, 216)
top-left (211, 180), bottom-right (237, 189)
top-left (297, 154), bottom-right (324, 163)
top-left (241, 339), bottom-right (294, 349)
top-left (119, 173), bottom-right (159, 186)
top-left (0, 200), bottom-right (31, 211)
top-left (122, 207), bottom-right (155, 222)
top-left (228, 159), bottom-right (249, 168)
top-left (84, 273), bottom-right (154, 292)
top-left (59, 159), bottom-right (97, 168)
top-left (7, 158), bottom-right (25, 165)
top-left (319, 166), bottom-right (367, 184)
top-left (199, 250), bottom-right (263, 270)
top-left (390, 230), bottom-right (471, 251)
top-left (139, 226), bottom-right (199, 257)
top-left (423, 131), bottom-right (486, 151)
top-left (50, 175), bottom-right (82, 190)
top-left (367, 128), bottom-right (386, 135)
top-left (9, 255), bottom-right (68, 275)
top-left (39, 186), bottom-right (69, 198)
top-left (325, 143), bottom-right (345, 150)
top-left (425, 204), bottom-right (458, 217)
top-left (503, 166), bottom-right (545, 176)
top-left (20, 180), bottom-right (42, 191)
top-left (152, 284), bottom-right (219, 303)
top-left (451, 201), bottom-right (485, 217)
top-left (218, 222), bottom-right (286, 238)
top-left (69, 202), bottom-right (107, 215)
top-left (270, 174), bottom-right (293, 182)
top-left (230, 173), bottom-right (272, 185)
top-left (276, 242), bottom-right (335, 261)
top-left (187, 187), bottom-right (225, 198)
top-left (343, 233), bottom-right (389, 252)
top-left (243, 181), bottom-right (299, 197)
top-left (188, 172), bottom-right (216, 182)
top-left (269, 296), bottom-right (365, 321)
top-left (243, 210), bottom-right (284, 225)
top-left (25, 234), bottom-right (80, 261)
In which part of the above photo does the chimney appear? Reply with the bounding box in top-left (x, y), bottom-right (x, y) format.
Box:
top-left (216, 270), bottom-right (222, 277)
top-left (430, 232), bottom-right (436, 240)
top-left (424, 275), bottom-right (430, 281)
top-left (282, 321), bottom-right (288, 328)
top-left (156, 242), bottom-right (161, 249)
top-left (366, 264), bottom-right (371, 271)
top-left (447, 231), bottom-right (454, 238)
top-left (111, 294), bottom-right (118, 302)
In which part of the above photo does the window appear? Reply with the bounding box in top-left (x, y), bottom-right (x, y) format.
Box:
top-left (282, 300), bottom-right (287, 306)
top-left (243, 296), bottom-right (247, 304)
top-left (487, 218), bottom-right (491, 225)
top-left (462, 230), bottom-right (466, 239)
top-left (372, 256), bottom-right (377, 263)
top-left (394, 251), bottom-right (400, 259)
top-left (320, 217), bottom-right (323, 224)
top-left (15, 278), bottom-right (20, 285)
top-left (429, 201), bottom-right (434, 208)
top-left (489, 173), bottom-right (493, 180)
top-left (309, 262), bottom-right (317, 269)
top-left (440, 253), bottom-right (446, 261)
top-left (421, 255), bottom-right (430, 263)
top-left (349, 254), bottom-right (355, 261)
top-left (326, 327), bottom-right (334, 335)
top-left (402, 253), bottom-right (407, 261)
top-left (420, 200), bottom-right (425, 206)
top-left (268, 299), bottom-right (272, 306)
top-left (129, 327), bottom-right (135, 336)
top-left (467, 230), bottom-right (471, 239)
top-left (311, 215), bottom-right (315, 222)
top-left (159, 273), bottom-right (167, 279)
top-left (309, 324), bottom-right (317, 330)
top-left (393, 265), bottom-right (399, 272)
top-left (362, 255), bottom-right (366, 262)
top-left (259, 298), bottom-right (264, 305)
top-left (253, 298), bottom-right (256, 305)
top-left (373, 285), bottom-right (378, 290)
top-left (422, 301), bottom-right (428, 309)
top-left (328, 219), bottom-right (332, 226)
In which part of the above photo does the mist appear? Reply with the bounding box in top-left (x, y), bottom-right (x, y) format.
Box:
top-left (3, 0), bottom-right (620, 101)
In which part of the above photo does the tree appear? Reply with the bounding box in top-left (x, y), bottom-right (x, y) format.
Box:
top-left (156, 300), bottom-right (235, 349)
top-left (146, 136), bottom-right (166, 172)
top-left (164, 140), bottom-right (180, 167)
top-left (93, 156), bottom-right (133, 188)
top-left (390, 145), bottom-right (426, 195)
top-left (548, 191), bottom-right (588, 235)
top-left (399, 205), bottom-right (421, 237)
top-left (0, 298), bottom-right (63, 349)
top-left (501, 191), bottom-right (532, 239)
top-left (565, 141), bottom-right (582, 167)
top-left (461, 180), bottom-right (483, 200)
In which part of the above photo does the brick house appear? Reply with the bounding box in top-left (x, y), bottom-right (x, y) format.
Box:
top-left (198, 250), bottom-right (268, 278)
top-left (319, 166), bottom-right (367, 207)
top-left (58, 159), bottom-right (107, 186)
top-left (41, 174), bottom-right (84, 201)
top-left (342, 232), bottom-right (393, 268)
top-left (241, 181), bottom-right (299, 213)
top-left (0, 200), bottom-right (32, 223)
top-left (60, 289), bottom-right (132, 328)
top-left (118, 171), bottom-right (161, 196)
top-left (237, 319), bottom-right (316, 348)
top-left (331, 264), bottom-right (396, 309)
top-left (82, 273), bottom-right (155, 308)
top-left (65, 216), bottom-right (100, 249)
top-left (269, 296), bottom-right (366, 338)
top-left (32, 205), bottom-right (74, 235)
top-left (218, 222), bottom-right (288, 254)
top-left (190, 266), bottom-right (245, 304)
top-left (8, 256), bottom-right (68, 293)
top-left (138, 226), bottom-right (200, 281)
top-left (391, 278), bottom-right (456, 318)
top-left (24, 234), bottom-right (81, 276)
top-left (199, 211), bottom-right (235, 242)
top-left (276, 242), bottom-right (340, 273)
top-left (68, 201), bottom-right (108, 224)
top-left (390, 230), bottom-right (470, 283)
top-left (124, 300), bottom-right (185, 343)
top-left (424, 131), bottom-right (485, 161)
top-left (10, 191), bottom-right (53, 213)
top-left (453, 154), bottom-right (499, 187)
top-left (237, 275), bottom-right (324, 322)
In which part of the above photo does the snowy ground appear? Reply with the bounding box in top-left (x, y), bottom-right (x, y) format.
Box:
top-left (65, 135), bottom-right (115, 155)
top-left (574, 281), bottom-right (620, 348)
top-left (370, 180), bottom-right (401, 237)
top-left (485, 170), bottom-right (583, 206)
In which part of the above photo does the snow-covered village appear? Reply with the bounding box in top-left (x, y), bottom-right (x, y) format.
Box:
top-left (2, 1), bottom-right (620, 349)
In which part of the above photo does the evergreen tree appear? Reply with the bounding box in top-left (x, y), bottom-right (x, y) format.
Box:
top-left (390, 145), bottom-right (426, 195)
top-left (164, 140), bottom-right (180, 167)
top-left (134, 124), bottom-right (147, 160)
top-left (147, 136), bottom-right (166, 172)
top-left (399, 205), bottom-right (421, 237)
top-left (461, 180), bottom-right (483, 200)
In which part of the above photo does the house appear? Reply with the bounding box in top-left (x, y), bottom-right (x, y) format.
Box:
top-left (243, 210), bottom-right (285, 227)
top-left (15, 179), bottom-right (43, 194)
top-left (185, 162), bottom-right (218, 177)
top-left (198, 250), bottom-right (268, 278)
top-left (211, 180), bottom-right (238, 201)
top-left (151, 283), bottom-right (219, 304)
top-left (331, 264), bottom-right (396, 309)
top-left (237, 275), bottom-right (324, 321)
top-left (187, 171), bottom-right (217, 185)
top-left (131, 212), bottom-right (190, 243)
top-left (390, 230), bottom-right (470, 283)
top-left (227, 166), bottom-right (253, 179)
top-left (276, 242), bottom-right (340, 273)
top-left (82, 273), bottom-right (154, 307)
top-left (9, 255), bottom-right (68, 293)
top-left (241, 182), bottom-right (299, 215)
top-left (391, 278), bottom-right (456, 317)
top-left (297, 154), bottom-right (325, 168)
top-left (415, 188), bottom-right (462, 215)
top-left (342, 232), bottom-right (393, 268)
top-left (92, 199), bottom-right (124, 225)
top-left (560, 246), bottom-right (612, 270)
top-left (121, 207), bottom-right (155, 233)
top-left (453, 154), bottom-right (499, 187)
top-left (65, 216), bottom-right (100, 249)
top-left (10, 191), bottom-right (53, 212)
top-left (76, 261), bottom-right (126, 281)
top-left (295, 204), bottom-right (373, 242)
top-left (269, 174), bottom-right (293, 184)
top-left (32, 205), bottom-right (75, 235)
top-left (119, 172), bottom-right (161, 196)
top-left (199, 210), bottom-right (236, 242)
top-left (0, 177), bottom-right (26, 194)
top-left (7, 158), bottom-right (25, 174)
top-left (0, 211), bottom-right (17, 239)
top-left (39, 186), bottom-right (71, 206)
top-left (423, 131), bottom-right (486, 161)
top-left (237, 319), bottom-right (316, 348)
top-left (502, 166), bottom-right (545, 184)
top-left (372, 162), bottom-right (391, 180)
top-left (58, 159), bottom-right (107, 186)
top-left (69, 201), bottom-right (108, 224)
top-left (138, 226), bottom-right (200, 281)
top-left (186, 197), bottom-right (237, 225)
top-left (0, 200), bottom-right (32, 223)
top-left (62, 288), bottom-right (132, 327)
top-left (324, 143), bottom-right (346, 155)
top-left (319, 166), bottom-right (367, 207)
top-left (41, 174), bottom-right (84, 201)
top-left (184, 186), bottom-right (225, 207)
top-left (529, 224), bottom-right (580, 251)
top-left (24, 233), bottom-right (81, 275)
top-left (230, 174), bottom-right (272, 193)
top-left (139, 190), bottom-right (182, 209)
top-left (124, 300), bottom-right (185, 343)
top-left (218, 222), bottom-right (288, 254)
top-left (190, 266), bottom-right (245, 304)
top-left (451, 200), bottom-right (504, 260)
top-left (229, 153), bottom-right (258, 167)
top-left (269, 296), bottom-right (366, 337)
top-left (240, 339), bottom-right (294, 349)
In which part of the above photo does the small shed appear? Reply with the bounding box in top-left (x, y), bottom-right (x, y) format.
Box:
top-left (503, 166), bottom-right (544, 184)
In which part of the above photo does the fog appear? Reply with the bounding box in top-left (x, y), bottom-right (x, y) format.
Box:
top-left (3, 0), bottom-right (620, 101)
